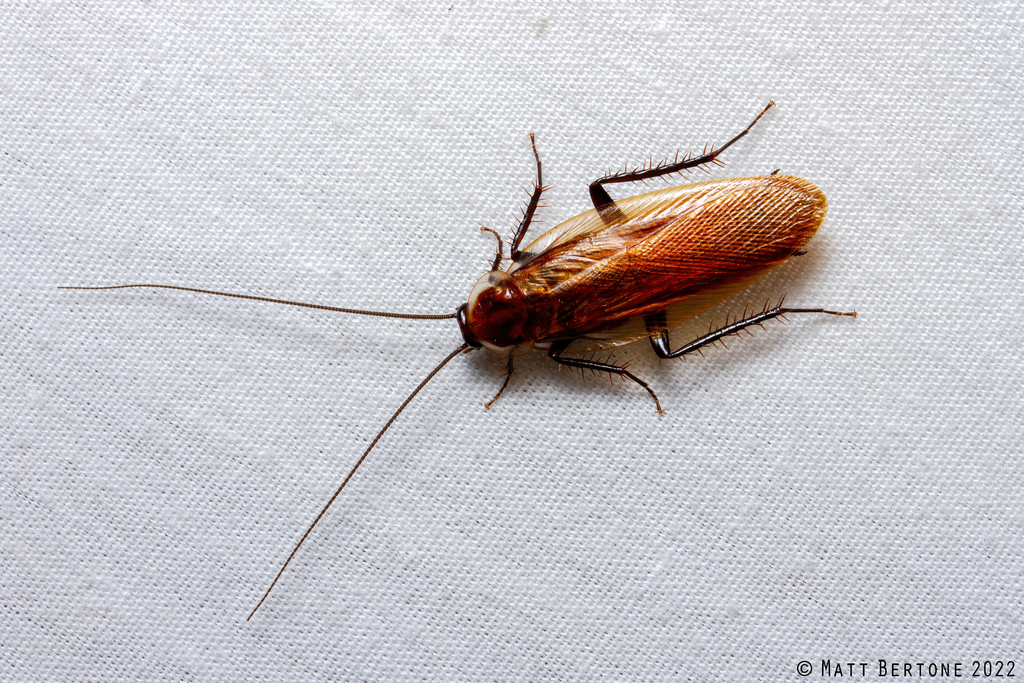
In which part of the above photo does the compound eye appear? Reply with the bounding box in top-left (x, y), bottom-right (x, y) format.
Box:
top-left (456, 304), bottom-right (482, 348)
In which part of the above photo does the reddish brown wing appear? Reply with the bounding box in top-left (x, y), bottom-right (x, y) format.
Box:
top-left (507, 175), bottom-right (828, 353)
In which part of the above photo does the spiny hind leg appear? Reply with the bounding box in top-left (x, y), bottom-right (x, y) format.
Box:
top-left (648, 299), bottom-right (856, 360)
top-left (589, 101), bottom-right (775, 211)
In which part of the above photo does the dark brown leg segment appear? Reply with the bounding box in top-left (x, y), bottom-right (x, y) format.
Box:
top-left (480, 227), bottom-right (505, 272)
top-left (549, 341), bottom-right (663, 413)
top-left (649, 301), bottom-right (856, 360)
top-left (484, 355), bottom-right (515, 409)
top-left (589, 101), bottom-right (775, 211)
top-left (509, 134), bottom-right (546, 263)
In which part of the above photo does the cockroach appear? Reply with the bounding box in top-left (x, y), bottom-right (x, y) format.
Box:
top-left (62, 101), bottom-right (855, 619)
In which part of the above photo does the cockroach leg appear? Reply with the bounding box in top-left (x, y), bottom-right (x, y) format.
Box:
top-left (588, 101), bottom-right (775, 211)
top-left (648, 304), bottom-right (856, 360)
top-left (509, 133), bottom-right (546, 262)
top-left (480, 226), bottom-right (504, 271)
top-left (648, 331), bottom-right (672, 358)
top-left (549, 341), bottom-right (663, 413)
top-left (484, 354), bottom-right (514, 409)
top-left (643, 312), bottom-right (668, 337)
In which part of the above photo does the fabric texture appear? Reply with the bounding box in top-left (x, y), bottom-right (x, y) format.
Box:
top-left (2, 2), bottom-right (1021, 680)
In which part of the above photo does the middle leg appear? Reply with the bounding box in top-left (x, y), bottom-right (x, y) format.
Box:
top-left (549, 341), bottom-right (663, 413)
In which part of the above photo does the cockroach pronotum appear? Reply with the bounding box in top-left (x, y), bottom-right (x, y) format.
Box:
top-left (62, 101), bottom-right (855, 619)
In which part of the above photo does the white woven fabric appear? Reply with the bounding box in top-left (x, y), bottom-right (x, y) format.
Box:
top-left (3, 2), bottom-right (1021, 680)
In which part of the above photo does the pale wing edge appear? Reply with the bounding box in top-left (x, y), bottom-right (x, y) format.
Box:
top-left (509, 179), bottom-right (743, 273)
top-left (549, 271), bottom-right (769, 354)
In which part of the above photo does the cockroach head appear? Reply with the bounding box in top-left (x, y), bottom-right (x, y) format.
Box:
top-left (458, 270), bottom-right (535, 357)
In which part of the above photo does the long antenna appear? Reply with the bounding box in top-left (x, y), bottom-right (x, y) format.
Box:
top-left (58, 284), bottom-right (456, 320)
top-left (247, 342), bottom-right (469, 621)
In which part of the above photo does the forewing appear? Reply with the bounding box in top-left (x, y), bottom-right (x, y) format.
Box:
top-left (555, 273), bottom-right (767, 353)
top-left (510, 175), bottom-right (828, 352)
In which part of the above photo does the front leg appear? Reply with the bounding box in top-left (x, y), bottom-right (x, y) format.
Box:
top-left (484, 354), bottom-right (514, 409)
top-left (508, 133), bottom-right (547, 263)
top-left (549, 341), bottom-right (663, 413)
